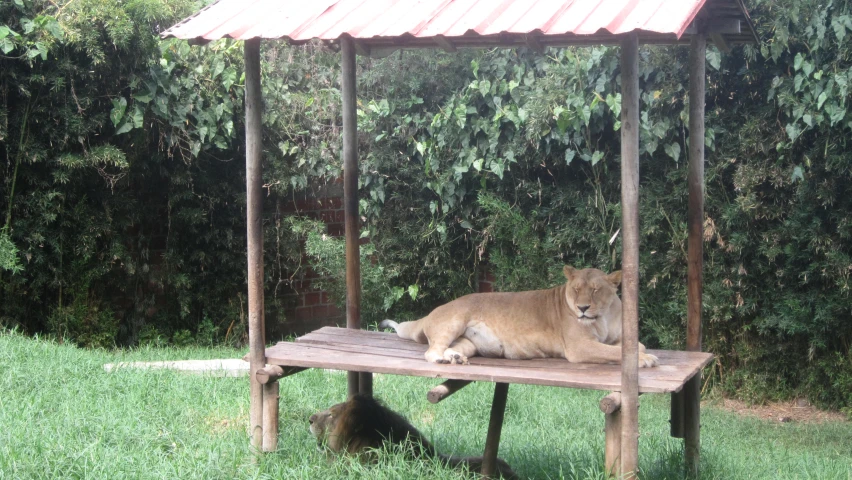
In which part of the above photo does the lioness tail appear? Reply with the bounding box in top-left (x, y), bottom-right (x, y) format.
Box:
top-left (379, 319), bottom-right (399, 331)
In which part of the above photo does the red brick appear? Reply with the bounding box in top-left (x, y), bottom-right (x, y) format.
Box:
top-left (311, 305), bottom-right (339, 319)
top-left (478, 281), bottom-right (493, 293)
top-left (334, 209), bottom-right (346, 222)
top-left (320, 292), bottom-right (330, 304)
top-left (327, 223), bottom-right (345, 237)
top-left (295, 306), bottom-right (312, 321)
top-left (320, 198), bottom-right (343, 209)
top-left (304, 292), bottom-right (321, 306)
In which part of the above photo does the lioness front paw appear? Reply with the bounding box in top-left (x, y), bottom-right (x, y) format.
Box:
top-left (639, 352), bottom-right (659, 368)
top-left (443, 348), bottom-right (469, 365)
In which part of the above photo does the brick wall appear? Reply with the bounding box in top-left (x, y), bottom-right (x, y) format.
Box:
top-left (275, 181), bottom-right (347, 336)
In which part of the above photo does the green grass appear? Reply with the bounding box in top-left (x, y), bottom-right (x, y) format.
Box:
top-left (1, 330), bottom-right (850, 480)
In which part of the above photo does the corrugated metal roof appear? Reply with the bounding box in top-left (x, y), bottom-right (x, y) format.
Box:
top-left (161, 0), bottom-right (758, 51)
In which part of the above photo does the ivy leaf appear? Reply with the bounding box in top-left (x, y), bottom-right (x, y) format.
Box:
top-left (785, 123), bottom-right (800, 141)
top-left (565, 149), bottom-right (576, 165)
top-left (212, 58), bottom-right (225, 78)
top-left (591, 150), bottom-right (604, 165)
top-left (582, 105), bottom-right (591, 126)
top-left (791, 165), bottom-right (804, 182)
top-left (0, 37), bottom-right (14, 55)
top-left (478, 79), bottom-right (491, 97)
top-left (706, 48), bottom-right (721, 70)
top-left (817, 91), bottom-right (828, 110)
top-left (115, 121), bottom-right (132, 135)
top-left (833, 15), bottom-right (848, 43)
top-left (802, 114), bottom-right (813, 127)
top-left (131, 105), bottom-right (144, 128)
top-left (221, 67), bottom-right (236, 91)
top-left (407, 284), bottom-right (419, 301)
top-left (664, 142), bottom-right (681, 162)
top-left (490, 161), bottom-right (505, 179)
top-left (794, 53), bottom-right (804, 71)
top-left (110, 97), bottom-right (127, 127)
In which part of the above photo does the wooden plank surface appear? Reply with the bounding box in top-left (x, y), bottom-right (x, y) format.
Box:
top-left (263, 327), bottom-right (713, 394)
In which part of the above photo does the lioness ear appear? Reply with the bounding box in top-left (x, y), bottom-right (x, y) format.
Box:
top-left (606, 270), bottom-right (622, 287)
top-left (563, 265), bottom-right (576, 279)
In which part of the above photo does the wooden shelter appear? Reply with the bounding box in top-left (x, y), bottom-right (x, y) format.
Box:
top-left (162, 1), bottom-right (759, 477)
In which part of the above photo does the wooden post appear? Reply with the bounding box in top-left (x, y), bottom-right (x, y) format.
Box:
top-left (600, 392), bottom-right (622, 477)
top-left (244, 37), bottom-right (265, 451)
top-left (619, 31), bottom-right (641, 480)
top-left (481, 382), bottom-right (509, 478)
top-left (341, 35), bottom-right (370, 398)
top-left (262, 381), bottom-right (279, 452)
top-left (685, 31), bottom-right (707, 478)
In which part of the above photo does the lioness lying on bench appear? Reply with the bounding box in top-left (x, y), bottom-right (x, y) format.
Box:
top-left (309, 394), bottom-right (517, 478)
top-left (381, 266), bottom-right (658, 367)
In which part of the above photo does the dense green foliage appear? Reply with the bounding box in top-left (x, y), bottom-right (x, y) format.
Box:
top-left (3, 331), bottom-right (851, 479)
top-left (1, 0), bottom-right (851, 413)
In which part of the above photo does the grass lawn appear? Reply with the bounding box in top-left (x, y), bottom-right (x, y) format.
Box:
top-left (1, 330), bottom-right (850, 479)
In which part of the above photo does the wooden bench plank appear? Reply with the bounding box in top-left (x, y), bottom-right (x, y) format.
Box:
top-left (287, 336), bottom-right (706, 386)
top-left (265, 327), bottom-right (714, 393)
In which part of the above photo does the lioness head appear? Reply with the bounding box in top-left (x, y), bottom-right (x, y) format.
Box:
top-left (309, 402), bottom-right (345, 448)
top-left (563, 266), bottom-right (622, 326)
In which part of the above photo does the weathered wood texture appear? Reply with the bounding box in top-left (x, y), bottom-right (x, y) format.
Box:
top-left (600, 392), bottom-right (622, 478)
top-left (244, 37), bottom-right (265, 451)
top-left (255, 365), bottom-right (306, 384)
top-left (262, 381), bottom-right (279, 452)
top-left (619, 31), bottom-right (641, 480)
top-left (263, 327), bottom-right (713, 393)
top-left (341, 36), bottom-right (366, 398)
top-left (481, 382), bottom-right (509, 478)
top-left (686, 32), bottom-right (707, 478)
top-left (428, 379), bottom-right (473, 403)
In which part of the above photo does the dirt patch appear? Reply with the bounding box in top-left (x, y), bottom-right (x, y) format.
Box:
top-left (708, 398), bottom-right (848, 424)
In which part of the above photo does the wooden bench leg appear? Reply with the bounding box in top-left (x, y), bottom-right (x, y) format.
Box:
top-left (262, 380), bottom-right (279, 452)
top-left (670, 389), bottom-right (684, 438)
top-left (482, 382), bottom-right (509, 478)
top-left (683, 374), bottom-right (701, 477)
top-left (359, 372), bottom-right (373, 396)
top-left (600, 392), bottom-right (622, 478)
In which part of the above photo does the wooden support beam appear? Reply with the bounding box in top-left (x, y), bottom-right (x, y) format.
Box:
top-left (353, 40), bottom-right (370, 57)
top-left (262, 381), bottom-right (280, 452)
top-left (684, 18), bottom-right (741, 35)
top-left (685, 32), bottom-right (707, 479)
top-left (525, 34), bottom-right (544, 53)
top-left (600, 392), bottom-right (622, 478)
top-left (244, 37), bottom-right (265, 452)
top-left (710, 33), bottom-right (731, 53)
top-left (341, 35), bottom-right (368, 398)
top-left (255, 365), bottom-right (306, 384)
top-left (434, 35), bottom-right (457, 52)
top-left (481, 383), bottom-right (509, 478)
top-left (427, 379), bottom-right (472, 404)
top-left (619, 31), bottom-right (641, 480)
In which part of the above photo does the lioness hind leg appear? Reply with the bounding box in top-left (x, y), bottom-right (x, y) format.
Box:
top-left (423, 317), bottom-right (467, 364)
top-left (444, 337), bottom-right (477, 365)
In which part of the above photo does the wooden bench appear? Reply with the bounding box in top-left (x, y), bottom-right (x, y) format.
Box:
top-left (257, 326), bottom-right (713, 477)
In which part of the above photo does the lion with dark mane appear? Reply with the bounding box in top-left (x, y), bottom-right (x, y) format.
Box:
top-left (309, 394), bottom-right (516, 478)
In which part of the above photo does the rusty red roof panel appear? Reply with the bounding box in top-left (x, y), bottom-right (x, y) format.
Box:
top-left (162, 0), bottom-right (757, 46)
